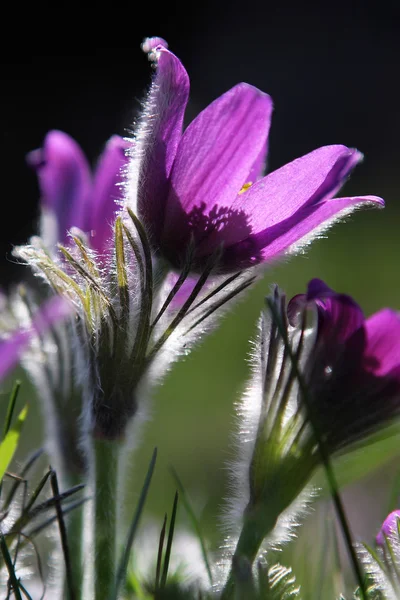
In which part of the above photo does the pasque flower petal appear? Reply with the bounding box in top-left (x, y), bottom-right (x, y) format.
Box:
top-left (364, 309), bottom-right (400, 376)
top-left (0, 296), bottom-right (71, 382)
top-left (189, 145), bottom-right (383, 267)
top-left (287, 278), bottom-right (365, 344)
top-left (164, 83), bottom-right (273, 230)
top-left (376, 510), bottom-right (400, 546)
top-left (27, 130), bottom-right (92, 245)
top-left (90, 135), bottom-right (130, 253)
top-left (137, 41), bottom-right (190, 242)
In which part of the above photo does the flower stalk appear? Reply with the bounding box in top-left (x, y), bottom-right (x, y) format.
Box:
top-left (92, 438), bottom-right (121, 600)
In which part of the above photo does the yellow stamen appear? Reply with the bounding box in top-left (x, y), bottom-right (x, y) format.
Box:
top-left (238, 181), bottom-right (253, 195)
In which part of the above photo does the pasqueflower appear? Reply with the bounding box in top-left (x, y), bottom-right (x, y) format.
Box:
top-left (224, 280), bottom-right (400, 586)
top-left (288, 278), bottom-right (400, 450)
top-left (28, 130), bottom-right (129, 253)
top-left (129, 37), bottom-right (384, 273)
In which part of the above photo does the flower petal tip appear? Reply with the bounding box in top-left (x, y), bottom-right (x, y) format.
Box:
top-left (142, 37), bottom-right (169, 59)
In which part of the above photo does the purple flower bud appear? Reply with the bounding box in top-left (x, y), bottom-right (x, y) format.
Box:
top-left (28, 131), bottom-right (130, 253)
top-left (288, 279), bottom-right (400, 450)
top-left (376, 510), bottom-right (400, 546)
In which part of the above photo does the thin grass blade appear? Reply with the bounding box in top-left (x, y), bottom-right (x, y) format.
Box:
top-left (160, 491), bottom-right (179, 588)
top-left (50, 468), bottom-right (76, 600)
top-left (112, 448), bottom-right (157, 600)
top-left (155, 514), bottom-right (167, 591)
top-left (170, 468), bottom-right (213, 585)
top-left (0, 530), bottom-right (23, 600)
top-left (2, 381), bottom-right (21, 441)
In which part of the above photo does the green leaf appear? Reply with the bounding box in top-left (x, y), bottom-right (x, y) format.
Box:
top-left (0, 404), bottom-right (28, 481)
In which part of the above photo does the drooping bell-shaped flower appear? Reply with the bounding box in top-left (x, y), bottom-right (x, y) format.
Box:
top-left (128, 37), bottom-right (384, 273)
top-left (287, 278), bottom-right (400, 450)
top-left (222, 281), bottom-right (400, 592)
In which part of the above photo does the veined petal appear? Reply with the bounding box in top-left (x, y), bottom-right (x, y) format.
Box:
top-left (223, 145), bottom-right (364, 245)
top-left (165, 83), bottom-right (273, 229)
top-left (194, 145), bottom-right (369, 262)
top-left (364, 309), bottom-right (400, 376)
top-left (212, 194), bottom-right (382, 271)
top-left (246, 139), bottom-right (269, 183)
top-left (135, 41), bottom-right (190, 243)
top-left (258, 194), bottom-right (384, 260)
top-left (0, 296), bottom-right (71, 382)
top-left (90, 136), bottom-right (130, 253)
top-left (27, 130), bottom-right (92, 247)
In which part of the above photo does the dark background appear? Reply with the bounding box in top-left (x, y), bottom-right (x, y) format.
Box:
top-left (2, 3), bottom-right (400, 594)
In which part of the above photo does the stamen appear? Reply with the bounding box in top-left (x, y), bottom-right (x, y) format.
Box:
top-left (238, 182), bottom-right (253, 195)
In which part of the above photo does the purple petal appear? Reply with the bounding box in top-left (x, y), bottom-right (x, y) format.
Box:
top-left (191, 144), bottom-right (382, 265)
top-left (220, 145), bottom-right (364, 247)
top-left (259, 193), bottom-right (383, 261)
top-left (376, 510), bottom-right (400, 546)
top-left (141, 37), bottom-right (168, 53)
top-left (364, 309), bottom-right (400, 376)
top-left (288, 278), bottom-right (365, 344)
top-left (164, 83), bottom-right (273, 234)
top-left (217, 193), bottom-right (383, 271)
top-left (89, 136), bottom-right (130, 253)
top-left (0, 296), bottom-right (71, 382)
top-left (27, 131), bottom-right (92, 246)
top-left (246, 140), bottom-right (269, 183)
top-left (137, 43), bottom-right (190, 243)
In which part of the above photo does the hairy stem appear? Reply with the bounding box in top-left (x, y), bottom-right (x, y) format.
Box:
top-left (93, 438), bottom-right (120, 600)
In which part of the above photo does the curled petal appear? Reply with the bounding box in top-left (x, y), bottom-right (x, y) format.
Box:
top-left (135, 44), bottom-right (190, 242)
top-left (27, 130), bottom-right (92, 246)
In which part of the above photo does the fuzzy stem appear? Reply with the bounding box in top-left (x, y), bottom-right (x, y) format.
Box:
top-left (93, 438), bottom-right (120, 600)
top-left (220, 505), bottom-right (276, 599)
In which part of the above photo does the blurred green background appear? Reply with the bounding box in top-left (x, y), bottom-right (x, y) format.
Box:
top-left (1, 2), bottom-right (400, 596)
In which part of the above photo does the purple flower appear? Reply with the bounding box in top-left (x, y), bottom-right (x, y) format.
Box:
top-left (0, 296), bottom-right (71, 382)
top-left (131, 37), bottom-right (384, 273)
top-left (288, 279), bottom-right (400, 450)
top-left (376, 510), bottom-right (400, 546)
top-left (28, 130), bottom-right (129, 253)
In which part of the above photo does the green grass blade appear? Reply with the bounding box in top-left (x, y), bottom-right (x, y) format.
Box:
top-left (0, 530), bottom-right (23, 600)
top-left (160, 491), bottom-right (179, 588)
top-left (112, 448), bottom-right (157, 600)
top-left (156, 514), bottom-right (167, 590)
top-left (2, 381), bottom-right (21, 441)
top-left (0, 404), bottom-right (28, 482)
top-left (170, 468), bottom-right (213, 586)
